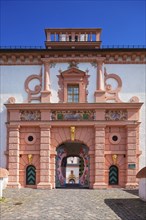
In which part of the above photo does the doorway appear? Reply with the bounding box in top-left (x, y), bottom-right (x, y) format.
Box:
top-left (56, 142), bottom-right (89, 188)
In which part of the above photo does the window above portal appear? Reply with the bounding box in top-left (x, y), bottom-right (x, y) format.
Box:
top-left (67, 85), bottom-right (79, 103)
top-left (57, 67), bottom-right (89, 103)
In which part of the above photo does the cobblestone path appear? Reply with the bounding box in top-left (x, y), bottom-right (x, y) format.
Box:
top-left (1, 188), bottom-right (146, 220)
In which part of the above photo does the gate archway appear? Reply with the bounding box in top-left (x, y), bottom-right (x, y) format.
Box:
top-left (56, 142), bottom-right (89, 188)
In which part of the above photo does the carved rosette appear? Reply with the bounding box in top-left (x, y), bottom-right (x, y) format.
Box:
top-left (20, 110), bottom-right (41, 121)
top-left (105, 110), bottom-right (127, 121)
top-left (104, 68), bottom-right (122, 102)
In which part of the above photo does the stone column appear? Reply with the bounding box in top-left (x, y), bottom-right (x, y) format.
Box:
top-left (50, 153), bottom-right (56, 189)
top-left (89, 152), bottom-right (94, 188)
top-left (94, 59), bottom-right (106, 102)
top-left (93, 125), bottom-right (107, 189)
top-left (41, 61), bottom-right (51, 103)
top-left (125, 124), bottom-right (138, 188)
top-left (37, 125), bottom-right (52, 189)
top-left (7, 125), bottom-right (21, 188)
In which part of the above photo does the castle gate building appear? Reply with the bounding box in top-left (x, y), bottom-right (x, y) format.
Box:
top-left (0, 28), bottom-right (145, 189)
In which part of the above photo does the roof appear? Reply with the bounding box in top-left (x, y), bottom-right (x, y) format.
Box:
top-left (136, 167), bottom-right (146, 178)
top-left (0, 168), bottom-right (9, 178)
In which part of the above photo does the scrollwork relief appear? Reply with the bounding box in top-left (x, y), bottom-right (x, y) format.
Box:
top-left (104, 68), bottom-right (122, 102)
top-left (24, 68), bottom-right (42, 103)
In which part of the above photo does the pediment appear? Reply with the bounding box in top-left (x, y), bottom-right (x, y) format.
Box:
top-left (61, 67), bottom-right (86, 77)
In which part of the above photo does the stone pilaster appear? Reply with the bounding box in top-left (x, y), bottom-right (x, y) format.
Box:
top-left (7, 125), bottom-right (21, 188)
top-left (41, 61), bottom-right (51, 103)
top-left (94, 60), bottom-right (106, 102)
top-left (125, 125), bottom-right (138, 188)
top-left (93, 125), bottom-right (107, 189)
top-left (37, 125), bottom-right (52, 189)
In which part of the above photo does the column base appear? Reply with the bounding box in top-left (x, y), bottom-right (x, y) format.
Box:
top-left (94, 90), bottom-right (106, 102)
top-left (125, 183), bottom-right (138, 189)
top-left (7, 182), bottom-right (21, 188)
top-left (41, 91), bottom-right (51, 103)
top-left (37, 182), bottom-right (52, 189)
top-left (93, 182), bottom-right (107, 189)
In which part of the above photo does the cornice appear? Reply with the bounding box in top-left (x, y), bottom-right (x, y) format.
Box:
top-left (0, 49), bottom-right (145, 65)
top-left (5, 102), bottom-right (143, 110)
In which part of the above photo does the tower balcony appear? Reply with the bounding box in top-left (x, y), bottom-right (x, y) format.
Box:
top-left (45, 28), bottom-right (102, 50)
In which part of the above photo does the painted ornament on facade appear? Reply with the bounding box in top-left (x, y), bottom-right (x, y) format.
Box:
top-left (105, 110), bottom-right (127, 121)
top-left (20, 110), bottom-right (41, 121)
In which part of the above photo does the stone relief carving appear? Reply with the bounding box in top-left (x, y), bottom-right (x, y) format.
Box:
top-left (105, 110), bottom-right (127, 121)
top-left (67, 61), bottom-right (79, 69)
top-left (104, 68), bottom-right (122, 102)
top-left (51, 110), bottom-right (95, 120)
top-left (20, 110), bottom-right (41, 121)
top-left (24, 68), bottom-right (42, 103)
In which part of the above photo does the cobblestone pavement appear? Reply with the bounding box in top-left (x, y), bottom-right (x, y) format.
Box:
top-left (0, 188), bottom-right (146, 220)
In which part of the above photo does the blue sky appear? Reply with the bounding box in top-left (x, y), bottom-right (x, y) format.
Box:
top-left (0, 0), bottom-right (146, 47)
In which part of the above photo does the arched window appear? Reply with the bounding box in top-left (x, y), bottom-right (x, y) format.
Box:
top-left (26, 165), bottom-right (36, 185)
top-left (109, 165), bottom-right (118, 185)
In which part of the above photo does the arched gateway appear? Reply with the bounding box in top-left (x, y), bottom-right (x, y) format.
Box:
top-left (56, 142), bottom-right (89, 188)
top-left (3, 28), bottom-right (143, 190)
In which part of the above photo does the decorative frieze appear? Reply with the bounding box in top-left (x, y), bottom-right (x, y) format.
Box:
top-left (105, 110), bottom-right (127, 121)
top-left (51, 110), bottom-right (95, 120)
top-left (20, 110), bottom-right (41, 121)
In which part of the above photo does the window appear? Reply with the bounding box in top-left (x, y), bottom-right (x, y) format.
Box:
top-left (67, 85), bottom-right (79, 103)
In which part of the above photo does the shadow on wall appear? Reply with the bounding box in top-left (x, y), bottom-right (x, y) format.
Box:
top-left (104, 198), bottom-right (146, 220)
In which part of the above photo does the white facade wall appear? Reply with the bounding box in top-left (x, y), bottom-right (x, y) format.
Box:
top-left (0, 64), bottom-right (145, 169)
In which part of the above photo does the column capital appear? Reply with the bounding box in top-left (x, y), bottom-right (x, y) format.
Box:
top-left (41, 58), bottom-right (51, 64)
top-left (94, 124), bottom-right (106, 130)
top-left (7, 124), bottom-right (20, 130)
top-left (126, 124), bottom-right (138, 129)
top-left (40, 124), bottom-right (51, 130)
top-left (96, 57), bottom-right (105, 64)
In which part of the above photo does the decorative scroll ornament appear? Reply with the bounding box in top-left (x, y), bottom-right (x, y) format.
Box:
top-left (24, 68), bottom-right (42, 103)
top-left (7, 97), bottom-right (16, 104)
top-left (129, 96), bottom-right (139, 103)
top-left (51, 110), bottom-right (95, 120)
top-left (20, 110), bottom-right (41, 121)
top-left (105, 110), bottom-right (127, 121)
top-left (70, 126), bottom-right (75, 141)
top-left (28, 154), bottom-right (33, 164)
top-left (104, 68), bottom-right (122, 102)
top-left (112, 154), bottom-right (118, 165)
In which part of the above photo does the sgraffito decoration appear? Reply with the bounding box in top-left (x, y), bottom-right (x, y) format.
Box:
top-left (56, 146), bottom-right (67, 187)
top-left (24, 68), bottom-right (42, 102)
top-left (105, 110), bottom-right (127, 121)
top-left (20, 110), bottom-right (41, 121)
top-left (56, 144), bottom-right (89, 188)
top-left (51, 110), bottom-right (95, 120)
top-left (104, 67), bottom-right (122, 102)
